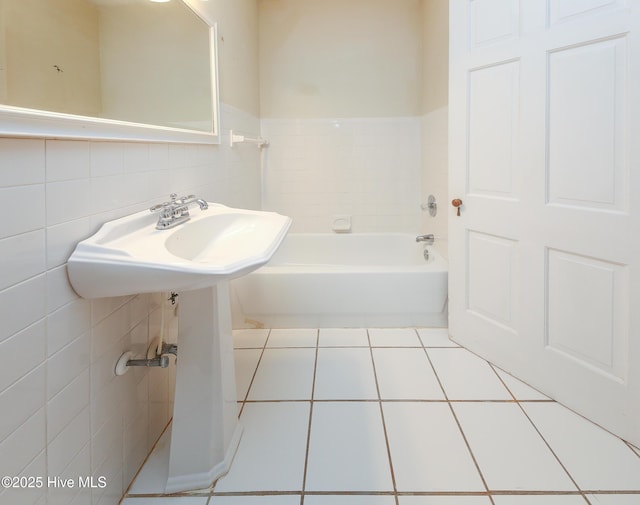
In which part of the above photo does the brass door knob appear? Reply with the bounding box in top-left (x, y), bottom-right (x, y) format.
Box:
top-left (451, 198), bottom-right (463, 216)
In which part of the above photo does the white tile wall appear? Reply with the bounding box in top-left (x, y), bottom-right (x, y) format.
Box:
top-left (421, 106), bottom-right (449, 258)
top-left (0, 103), bottom-right (261, 505)
top-left (261, 117), bottom-right (422, 233)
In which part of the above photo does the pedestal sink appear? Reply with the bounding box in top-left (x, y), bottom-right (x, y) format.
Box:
top-left (67, 202), bottom-right (291, 492)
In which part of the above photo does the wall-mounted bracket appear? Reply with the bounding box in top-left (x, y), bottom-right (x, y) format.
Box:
top-left (229, 130), bottom-right (269, 148)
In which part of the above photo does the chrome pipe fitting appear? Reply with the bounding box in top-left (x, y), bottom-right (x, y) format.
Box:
top-left (115, 351), bottom-right (170, 376)
top-left (416, 234), bottom-right (435, 245)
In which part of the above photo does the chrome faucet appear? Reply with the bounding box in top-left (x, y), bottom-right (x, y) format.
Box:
top-left (150, 193), bottom-right (208, 230)
top-left (416, 234), bottom-right (435, 245)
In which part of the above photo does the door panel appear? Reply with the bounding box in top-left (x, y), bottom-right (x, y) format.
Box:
top-left (449, 0), bottom-right (640, 446)
top-left (469, 0), bottom-right (519, 48)
top-left (546, 248), bottom-right (629, 381)
top-left (467, 231), bottom-right (518, 332)
top-left (549, 0), bottom-right (624, 26)
top-left (547, 36), bottom-right (627, 211)
top-left (468, 61), bottom-right (520, 197)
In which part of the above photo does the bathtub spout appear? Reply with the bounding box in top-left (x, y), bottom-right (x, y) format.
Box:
top-left (416, 234), bottom-right (435, 245)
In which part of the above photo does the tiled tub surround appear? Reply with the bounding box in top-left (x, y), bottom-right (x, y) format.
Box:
top-left (261, 117), bottom-right (422, 234)
top-left (125, 328), bottom-right (640, 504)
top-left (0, 104), bottom-right (262, 505)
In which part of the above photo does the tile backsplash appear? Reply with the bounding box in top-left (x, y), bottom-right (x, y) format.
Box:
top-left (0, 103), bottom-right (261, 505)
top-left (261, 116), bottom-right (422, 233)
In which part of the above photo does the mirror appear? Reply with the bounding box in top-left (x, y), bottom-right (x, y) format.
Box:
top-left (0, 0), bottom-right (219, 143)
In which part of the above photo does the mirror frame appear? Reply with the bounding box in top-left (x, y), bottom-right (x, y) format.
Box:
top-left (0, 2), bottom-right (220, 144)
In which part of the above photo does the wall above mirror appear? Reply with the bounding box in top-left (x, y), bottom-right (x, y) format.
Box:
top-left (0, 0), bottom-right (220, 143)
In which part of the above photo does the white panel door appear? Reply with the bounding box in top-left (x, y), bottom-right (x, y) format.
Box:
top-left (449, 0), bottom-right (640, 446)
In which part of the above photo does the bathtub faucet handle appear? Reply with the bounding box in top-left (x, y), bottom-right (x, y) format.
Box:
top-left (416, 234), bottom-right (435, 245)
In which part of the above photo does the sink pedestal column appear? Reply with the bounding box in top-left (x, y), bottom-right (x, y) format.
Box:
top-left (165, 281), bottom-right (242, 493)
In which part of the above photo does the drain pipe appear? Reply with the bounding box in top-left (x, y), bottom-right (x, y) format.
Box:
top-left (114, 351), bottom-right (169, 376)
top-left (152, 291), bottom-right (179, 358)
top-left (160, 342), bottom-right (177, 357)
top-left (114, 291), bottom-right (180, 377)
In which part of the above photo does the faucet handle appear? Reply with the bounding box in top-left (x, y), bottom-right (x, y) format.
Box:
top-left (150, 200), bottom-right (173, 212)
top-left (176, 194), bottom-right (196, 204)
top-left (150, 193), bottom-right (178, 213)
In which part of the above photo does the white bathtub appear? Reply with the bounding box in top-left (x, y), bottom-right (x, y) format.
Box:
top-left (231, 233), bottom-right (448, 328)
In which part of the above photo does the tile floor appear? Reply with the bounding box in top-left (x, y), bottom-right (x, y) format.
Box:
top-left (123, 328), bottom-right (640, 505)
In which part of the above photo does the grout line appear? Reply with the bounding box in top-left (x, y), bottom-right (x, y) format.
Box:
top-left (131, 328), bottom-right (640, 502)
top-left (302, 491), bottom-right (397, 496)
top-left (259, 344), bottom-right (467, 350)
top-left (367, 329), bottom-right (400, 505)
top-left (239, 398), bottom-right (552, 403)
top-left (393, 490), bottom-right (594, 497)
top-left (625, 441), bottom-right (640, 458)
top-left (300, 328), bottom-right (319, 505)
top-left (511, 394), bottom-right (586, 499)
top-left (241, 398), bottom-right (316, 404)
top-left (236, 329), bottom-right (272, 419)
top-left (205, 489), bottom-right (640, 496)
top-left (485, 359), bottom-right (592, 501)
top-left (486, 356), bottom-right (586, 502)
top-left (490, 350), bottom-right (590, 503)
top-left (210, 491), bottom-right (303, 496)
top-left (125, 492), bottom-right (211, 498)
top-left (488, 362), bottom-right (529, 403)
top-left (580, 491), bottom-right (640, 495)
top-left (421, 345), bottom-right (496, 505)
top-left (488, 361), bottom-right (552, 402)
top-left (487, 358), bottom-right (638, 501)
top-left (486, 490), bottom-right (592, 497)
top-left (261, 346), bottom-right (318, 349)
top-left (122, 419), bottom-right (173, 499)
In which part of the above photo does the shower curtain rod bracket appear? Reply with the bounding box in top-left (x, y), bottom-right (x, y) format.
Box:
top-left (229, 130), bottom-right (269, 148)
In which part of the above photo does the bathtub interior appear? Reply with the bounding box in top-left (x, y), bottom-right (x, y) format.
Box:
top-left (231, 233), bottom-right (448, 329)
top-left (267, 233), bottom-right (434, 266)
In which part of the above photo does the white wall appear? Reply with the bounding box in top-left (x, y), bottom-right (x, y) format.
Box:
top-left (261, 116), bottom-right (421, 232)
top-left (258, 0), bottom-right (424, 233)
top-left (421, 0), bottom-right (449, 257)
top-left (259, 0), bottom-right (422, 119)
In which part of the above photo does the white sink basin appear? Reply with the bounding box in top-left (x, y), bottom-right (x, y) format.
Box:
top-left (67, 202), bottom-right (291, 493)
top-left (67, 203), bottom-right (292, 298)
